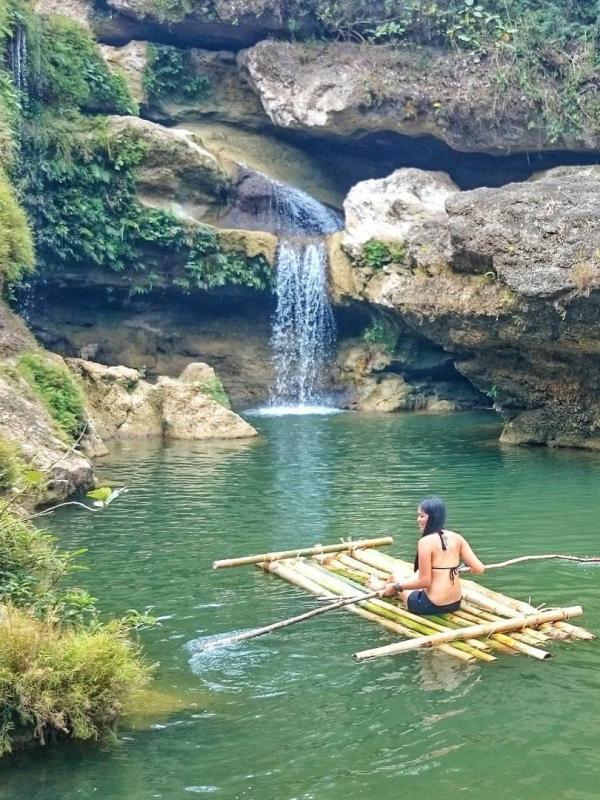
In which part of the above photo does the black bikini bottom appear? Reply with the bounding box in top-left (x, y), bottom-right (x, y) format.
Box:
top-left (406, 589), bottom-right (461, 616)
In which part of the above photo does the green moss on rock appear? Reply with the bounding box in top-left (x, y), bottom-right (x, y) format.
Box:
top-left (17, 353), bottom-right (87, 441)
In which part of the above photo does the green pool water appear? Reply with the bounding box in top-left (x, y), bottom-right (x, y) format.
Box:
top-left (2, 411), bottom-right (600, 800)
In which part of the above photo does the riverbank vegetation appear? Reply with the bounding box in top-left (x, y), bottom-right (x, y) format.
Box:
top-left (0, 483), bottom-right (153, 756)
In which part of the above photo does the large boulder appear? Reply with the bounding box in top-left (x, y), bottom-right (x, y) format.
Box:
top-left (99, 41), bottom-right (148, 106)
top-left (107, 116), bottom-right (232, 223)
top-left (332, 165), bottom-right (600, 448)
top-left (68, 359), bottom-right (257, 440)
top-left (343, 168), bottom-right (458, 262)
top-left (447, 166), bottom-right (600, 297)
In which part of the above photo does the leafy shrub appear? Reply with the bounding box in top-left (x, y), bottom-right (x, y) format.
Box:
top-left (36, 16), bottom-right (135, 114)
top-left (0, 168), bottom-right (34, 282)
top-left (144, 44), bottom-right (210, 102)
top-left (17, 353), bottom-right (86, 441)
top-left (0, 605), bottom-right (151, 756)
top-left (357, 239), bottom-right (406, 270)
top-left (0, 438), bottom-right (22, 490)
top-left (0, 510), bottom-right (74, 611)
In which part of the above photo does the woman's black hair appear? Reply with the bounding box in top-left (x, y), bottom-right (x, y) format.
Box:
top-left (419, 496), bottom-right (447, 535)
top-left (414, 496), bottom-right (447, 571)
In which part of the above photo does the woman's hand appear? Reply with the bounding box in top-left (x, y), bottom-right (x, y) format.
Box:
top-left (380, 583), bottom-right (400, 598)
top-left (367, 576), bottom-right (387, 591)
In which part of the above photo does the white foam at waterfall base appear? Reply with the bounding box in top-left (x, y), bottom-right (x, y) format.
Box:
top-left (246, 404), bottom-right (343, 418)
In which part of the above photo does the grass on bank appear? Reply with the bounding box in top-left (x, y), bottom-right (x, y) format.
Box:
top-left (0, 605), bottom-right (151, 756)
top-left (0, 505), bottom-right (154, 757)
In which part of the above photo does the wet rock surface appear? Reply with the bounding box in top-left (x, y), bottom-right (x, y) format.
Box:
top-left (68, 358), bottom-right (258, 440)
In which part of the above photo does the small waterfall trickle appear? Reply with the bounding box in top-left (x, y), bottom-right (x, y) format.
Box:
top-left (8, 25), bottom-right (28, 102)
top-left (241, 174), bottom-right (343, 413)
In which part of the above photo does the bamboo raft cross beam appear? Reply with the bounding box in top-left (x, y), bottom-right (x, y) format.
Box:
top-left (354, 606), bottom-right (584, 661)
top-left (212, 537), bottom-right (393, 569)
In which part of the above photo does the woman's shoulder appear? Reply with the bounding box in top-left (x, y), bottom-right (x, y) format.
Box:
top-left (442, 529), bottom-right (464, 544)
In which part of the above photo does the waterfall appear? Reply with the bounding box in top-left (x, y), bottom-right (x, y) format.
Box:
top-left (257, 177), bottom-right (342, 410)
top-left (8, 25), bottom-right (28, 101)
top-left (271, 239), bottom-right (336, 406)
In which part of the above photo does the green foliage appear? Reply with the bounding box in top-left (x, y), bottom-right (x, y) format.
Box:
top-left (363, 317), bottom-right (399, 353)
top-left (357, 239), bottom-right (406, 270)
top-left (201, 376), bottom-right (231, 408)
top-left (0, 438), bottom-right (22, 490)
top-left (0, 70), bottom-right (20, 166)
top-left (0, 167), bottom-right (34, 281)
top-left (36, 16), bottom-right (136, 114)
top-left (144, 44), bottom-right (210, 103)
top-left (0, 605), bottom-right (151, 756)
top-left (20, 115), bottom-right (269, 292)
top-left (17, 353), bottom-right (87, 441)
top-left (0, 510), bottom-right (75, 613)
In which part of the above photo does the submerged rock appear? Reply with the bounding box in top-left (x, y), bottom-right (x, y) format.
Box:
top-left (68, 359), bottom-right (257, 440)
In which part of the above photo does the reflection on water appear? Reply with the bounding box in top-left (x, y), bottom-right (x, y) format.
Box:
top-left (1, 412), bottom-right (600, 800)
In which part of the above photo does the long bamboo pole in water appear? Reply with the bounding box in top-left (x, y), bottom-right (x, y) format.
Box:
top-left (354, 606), bottom-right (584, 662)
top-left (212, 537), bottom-right (394, 569)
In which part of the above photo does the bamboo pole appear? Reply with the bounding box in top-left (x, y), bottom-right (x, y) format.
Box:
top-left (213, 537), bottom-right (394, 569)
top-left (354, 606), bottom-right (584, 661)
top-left (298, 559), bottom-right (495, 662)
top-left (485, 554), bottom-right (600, 569)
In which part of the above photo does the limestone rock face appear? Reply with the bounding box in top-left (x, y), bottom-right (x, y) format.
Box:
top-left (0, 372), bottom-right (94, 504)
top-left (343, 168), bottom-right (458, 260)
top-left (99, 41), bottom-right (148, 106)
top-left (107, 115), bottom-right (232, 223)
top-left (68, 359), bottom-right (257, 440)
top-left (34, 0), bottom-right (92, 29)
top-left (100, 0), bottom-right (290, 48)
top-left (331, 165), bottom-right (600, 448)
top-left (447, 167), bottom-right (600, 297)
top-left (239, 41), bottom-right (561, 155)
top-left (148, 50), bottom-right (267, 128)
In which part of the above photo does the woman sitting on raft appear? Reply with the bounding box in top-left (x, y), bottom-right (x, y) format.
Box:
top-left (369, 496), bottom-right (485, 615)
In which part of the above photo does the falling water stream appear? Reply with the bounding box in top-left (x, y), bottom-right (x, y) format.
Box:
top-left (246, 175), bottom-right (344, 411)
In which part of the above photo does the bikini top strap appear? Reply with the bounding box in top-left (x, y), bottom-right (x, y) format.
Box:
top-left (437, 531), bottom-right (447, 550)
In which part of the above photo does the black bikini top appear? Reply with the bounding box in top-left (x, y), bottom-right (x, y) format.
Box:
top-left (414, 531), bottom-right (460, 583)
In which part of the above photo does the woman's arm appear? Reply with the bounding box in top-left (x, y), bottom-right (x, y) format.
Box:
top-left (459, 536), bottom-right (486, 574)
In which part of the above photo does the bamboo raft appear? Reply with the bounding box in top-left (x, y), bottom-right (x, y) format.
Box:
top-left (213, 537), bottom-right (594, 663)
